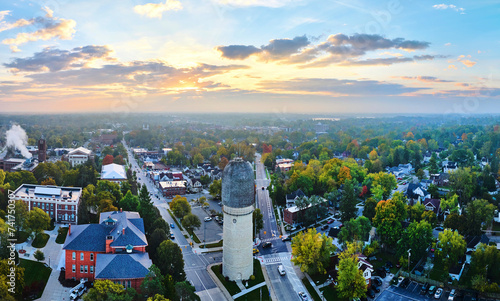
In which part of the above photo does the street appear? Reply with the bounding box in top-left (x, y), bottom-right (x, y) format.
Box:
top-left (123, 140), bottom-right (226, 301)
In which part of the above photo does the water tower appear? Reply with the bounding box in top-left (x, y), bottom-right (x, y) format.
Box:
top-left (221, 158), bottom-right (255, 281)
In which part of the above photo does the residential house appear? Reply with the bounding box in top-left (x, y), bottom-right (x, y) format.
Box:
top-left (101, 163), bottom-right (127, 183)
top-left (63, 210), bottom-right (152, 291)
top-left (430, 173), bottom-right (450, 186)
top-left (99, 134), bottom-right (118, 145)
top-left (275, 158), bottom-right (294, 173)
top-left (442, 161), bottom-right (458, 173)
top-left (406, 183), bottom-right (430, 203)
top-left (12, 184), bottom-right (82, 224)
top-left (422, 198), bottom-right (441, 215)
top-left (190, 180), bottom-right (203, 193)
top-left (285, 189), bottom-right (306, 208)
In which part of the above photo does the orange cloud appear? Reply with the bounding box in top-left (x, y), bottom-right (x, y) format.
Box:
top-left (134, 0), bottom-right (182, 18)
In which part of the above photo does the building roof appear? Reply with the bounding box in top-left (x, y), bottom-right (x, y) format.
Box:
top-left (286, 189), bottom-right (306, 201)
top-left (406, 183), bottom-right (428, 199)
top-left (68, 147), bottom-right (92, 156)
top-left (63, 211), bottom-right (147, 251)
top-left (159, 181), bottom-right (186, 189)
top-left (34, 186), bottom-right (62, 196)
top-left (465, 234), bottom-right (490, 249)
top-left (423, 198), bottom-right (441, 214)
top-left (13, 184), bottom-right (82, 202)
top-left (95, 253), bottom-right (152, 279)
top-left (221, 158), bottom-right (254, 209)
top-left (101, 163), bottom-right (127, 180)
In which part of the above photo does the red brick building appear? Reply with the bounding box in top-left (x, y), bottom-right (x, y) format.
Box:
top-left (63, 210), bottom-right (152, 290)
top-left (159, 180), bottom-right (187, 198)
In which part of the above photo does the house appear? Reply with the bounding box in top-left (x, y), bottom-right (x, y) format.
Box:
top-left (423, 198), bottom-right (441, 215)
top-left (101, 163), bottom-right (127, 182)
top-left (67, 147), bottom-right (93, 167)
top-left (283, 204), bottom-right (311, 225)
top-left (442, 161), bottom-right (458, 173)
top-left (63, 210), bottom-right (152, 290)
top-left (358, 254), bottom-right (374, 287)
top-left (275, 158), bottom-right (294, 173)
top-left (406, 183), bottom-right (430, 203)
top-left (285, 189), bottom-right (306, 208)
top-left (159, 181), bottom-right (186, 198)
top-left (398, 163), bottom-right (413, 174)
top-left (430, 173), bottom-right (450, 186)
top-left (12, 184), bottom-right (82, 224)
top-left (465, 235), bottom-right (490, 253)
top-left (480, 157), bottom-right (489, 169)
top-left (449, 258), bottom-right (466, 282)
top-left (190, 180), bottom-right (203, 193)
top-left (420, 179), bottom-right (433, 190)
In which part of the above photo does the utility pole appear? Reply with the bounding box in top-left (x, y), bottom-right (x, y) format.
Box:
top-left (204, 220), bottom-right (206, 248)
top-left (408, 249), bottom-right (411, 273)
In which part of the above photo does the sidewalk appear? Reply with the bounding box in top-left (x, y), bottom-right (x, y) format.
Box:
top-left (305, 273), bottom-right (324, 300)
top-left (232, 281), bottom-right (266, 299)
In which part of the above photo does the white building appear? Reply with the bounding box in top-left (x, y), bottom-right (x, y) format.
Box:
top-left (67, 147), bottom-right (93, 167)
top-left (12, 184), bottom-right (82, 224)
top-left (101, 163), bottom-right (127, 182)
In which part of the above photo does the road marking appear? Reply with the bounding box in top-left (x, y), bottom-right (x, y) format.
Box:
top-left (194, 271), bottom-right (214, 301)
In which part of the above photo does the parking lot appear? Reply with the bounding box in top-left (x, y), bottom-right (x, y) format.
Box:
top-left (376, 280), bottom-right (449, 301)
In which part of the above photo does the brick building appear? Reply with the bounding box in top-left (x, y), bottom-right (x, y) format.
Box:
top-left (62, 210), bottom-right (152, 290)
top-left (159, 180), bottom-right (186, 198)
top-left (12, 184), bottom-right (82, 224)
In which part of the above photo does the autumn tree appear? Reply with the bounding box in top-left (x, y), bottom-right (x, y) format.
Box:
top-left (102, 155), bottom-right (114, 166)
top-left (373, 192), bottom-right (407, 247)
top-left (170, 196), bottom-right (191, 219)
top-left (218, 157), bottom-right (229, 170)
top-left (41, 178), bottom-right (56, 186)
top-left (291, 228), bottom-right (336, 275)
top-left (84, 279), bottom-right (133, 301)
top-left (337, 242), bottom-right (367, 300)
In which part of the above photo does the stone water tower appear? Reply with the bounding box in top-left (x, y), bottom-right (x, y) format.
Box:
top-left (222, 158), bottom-right (255, 281)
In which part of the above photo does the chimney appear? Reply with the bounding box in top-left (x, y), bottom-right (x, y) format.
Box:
top-left (68, 224), bottom-right (71, 236)
top-left (122, 228), bottom-right (125, 235)
top-left (120, 208), bottom-right (122, 212)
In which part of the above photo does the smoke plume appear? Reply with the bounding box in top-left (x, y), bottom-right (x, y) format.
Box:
top-left (6, 124), bottom-right (32, 158)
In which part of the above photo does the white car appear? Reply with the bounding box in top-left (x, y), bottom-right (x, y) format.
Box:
top-left (278, 265), bottom-right (286, 276)
top-left (434, 288), bottom-right (443, 299)
top-left (204, 217), bottom-right (212, 222)
top-left (447, 289), bottom-right (455, 300)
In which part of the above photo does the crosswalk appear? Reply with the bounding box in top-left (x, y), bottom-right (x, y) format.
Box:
top-left (256, 253), bottom-right (292, 265)
top-left (260, 236), bottom-right (281, 243)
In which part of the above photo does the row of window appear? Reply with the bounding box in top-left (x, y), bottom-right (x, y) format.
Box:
top-left (33, 203), bottom-right (75, 210)
top-left (72, 252), bottom-right (94, 261)
top-left (72, 264), bottom-right (93, 274)
top-left (58, 214), bottom-right (75, 221)
top-left (113, 280), bottom-right (132, 288)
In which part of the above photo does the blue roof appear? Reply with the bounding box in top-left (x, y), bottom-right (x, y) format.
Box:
top-left (63, 224), bottom-right (110, 252)
top-left (95, 253), bottom-right (152, 279)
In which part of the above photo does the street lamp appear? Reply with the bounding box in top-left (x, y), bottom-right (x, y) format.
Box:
top-left (408, 249), bottom-right (411, 273)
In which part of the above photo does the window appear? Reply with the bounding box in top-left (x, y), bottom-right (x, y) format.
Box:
top-left (42, 203), bottom-right (45, 209)
top-left (80, 253), bottom-right (84, 261)
top-left (90, 266), bottom-right (93, 274)
top-left (65, 205), bottom-right (68, 210)
top-left (90, 253), bottom-right (94, 261)
top-left (80, 265), bottom-right (83, 273)
top-left (84, 266), bottom-right (88, 273)
top-left (72, 265), bottom-right (76, 273)
top-left (127, 280), bottom-right (131, 288)
top-left (72, 252), bottom-right (76, 260)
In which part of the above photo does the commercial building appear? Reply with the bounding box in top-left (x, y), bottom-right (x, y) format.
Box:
top-left (159, 181), bottom-right (186, 198)
top-left (67, 147), bottom-right (93, 167)
top-left (12, 184), bottom-right (82, 224)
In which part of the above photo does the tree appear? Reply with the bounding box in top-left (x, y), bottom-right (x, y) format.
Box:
top-left (156, 240), bottom-right (186, 282)
top-left (373, 192), bottom-right (407, 247)
top-left (170, 196), bottom-right (191, 219)
top-left (175, 281), bottom-right (200, 301)
top-left (0, 259), bottom-right (25, 299)
top-left (149, 228), bottom-right (168, 261)
top-left (84, 279), bottom-right (133, 301)
top-left (102, 155), bottom-right (114, 166)
top-left (469, 243), bottom-right (500, 287)
top-left (408, 202), bottom-right (425, 222)
top-left (98, 199), bottom-right (118, 214)
top-left (397, 220), bottom-right (433, 262)
top-left (209, 179), bottom-right (221, 200)
top-left (291, 228), bottom-right (336, 275)
top-left (465, 199), bottom-right (496, 236)
top-left (337, 242), bottom-right (367, 300)
top-left (338, 216), bottom-right (371, 245)
top-left (119, 191), bottom-right (139, 212)
top-left (253, 208), bottom-right (264, 239)
top-left (421, 211), bottom-right (437, 227)
top-left (182, 213), bottom-right (201, 233)
top-left (34, 250), bottom-right (45, 262)
top-left (12, 200), bottom-right (29, 231)
top-left (429, 153), bottom-right (439, 174)
top-left (147, 295), bottom-right (170, 301)
top-left (218, 157), bottom-right (229, 170)
top-left (441, 194), bottom-right (459, 214)
top-left (366, 172), bottom-right (397, 200)
top-left (113, 155), bottom-right (125, 165)
top-left (449, 168), bottom-right (475, 205)
top-left (427, 184), bottom-right (439, 199)
top-left (416, 169), bottom-right (425, 180)
top-left (27, 208), bottom-right (51, 236)
top-left (339, 179), bottom-right (359, 222)
top-left (363, 197), bottom-right (377, 221)
top-left (41, 178), bottom-right (56, 186)
top-left (436, 229), bottom-right (466, 267)
top-left (140, 265), bottom-right (165, 298)
top-left (443, 213), bottom-right (466, 234)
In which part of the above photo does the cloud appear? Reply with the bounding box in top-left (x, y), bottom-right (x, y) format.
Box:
top-left (397, 76), bottom-right (452, 83)
top-left (134, 0), bottom-right (182, 18)
top-left (459, 59), bottom-right (476, 67)
top-left (212, 0), bottom-right (293, 8)
top-left (1, 7), bottom-right (76, 50)
top-left (258, 78), bottom-right (426, 96)
top-left (4, 45), bottom-right (115, 73)
top-left (334, 55), bottom-right (445, 67)
top-left (433, 4), bottom-right (465, 14)
top-left (217, 33), bottom-right (433, 67)
top-left (0, 12), bottom-right (34, 33)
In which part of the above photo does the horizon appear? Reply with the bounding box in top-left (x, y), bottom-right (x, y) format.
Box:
top-left (0, 1), bottom-right (499, 114)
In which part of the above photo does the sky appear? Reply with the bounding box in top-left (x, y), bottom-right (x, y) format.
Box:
top-left (0, 0), bottom-right (499, 114)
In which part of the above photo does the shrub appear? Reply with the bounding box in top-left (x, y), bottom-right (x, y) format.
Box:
top-left (250, 275), bottom-right (255, 281)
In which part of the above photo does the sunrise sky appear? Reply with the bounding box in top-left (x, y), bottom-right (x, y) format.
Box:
top-left (0, 0), bottom-right (499, 114)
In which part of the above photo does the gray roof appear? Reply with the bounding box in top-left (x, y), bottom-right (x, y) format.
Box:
top-left (221, 158), bottom-right (255, 208)
top-left (95, 253), bottom-right (152, 279)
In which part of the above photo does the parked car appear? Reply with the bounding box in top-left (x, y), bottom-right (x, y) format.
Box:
top-left (281, 235), bottom-right (291, 242)
top-left (434, 288), bottom-right (443, 299)
top-left (263, 242), bottom-right (272, 248)
top-left (400, 278), bottom-right (410, 289)
top-left (170, 230), bottom-right (175, 239)
top-left (278, 265), bottom-right (286, 276)
top-left (321, 224), bottom-right (329, 230)
top-left (204, 217), bottom-right (212, 222)
top-left (420, 283), bottom-right (430, 295)
top-left (448, 289), bottom-right (456, 301)
top-left (327, 219), bottom-right (334, 224)
top-left (435, 226), bottom-right (444, 231)
top-left (367, 289), bottom-right (375, 298)
top-left (170, 223), bottom-right (175, 229)
top-left (253, 248), bottom-right (259, 254)
top-left (372, 285), bottom-right (380, 293)
top-left (376, 267), bottom-right (386, 278)
top-left (428, 286), bottom-right (436, 296)
top-left (372, 278), bottom-right (382, 287)
top-left (298, 291), bottom-right (308, 301)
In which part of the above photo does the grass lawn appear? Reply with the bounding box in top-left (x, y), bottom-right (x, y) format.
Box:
top-left (235, 285), bottom-right (271, 300)
top-left (55, 227), bottom-right (68, 244)
top-left (32, 233), bottom-right (50, 248)
top-left (186, 228), bottom-right (201, 243)
top-left (310, 272), bottom-right (329, 286)
top-left (492, 222), bottom-right (500, 232)
top-left (200, 240), bottom-right (223, 248)
top-left (15, 230), bottom-right (30, 243)
top-left (247, 259), bottom-right (265, 287)
top-left (167, 209), bottom-right (184, 230)
top-left (302, 278), bottom-right (322, 301)
top-left (429, 261), bottom-right (448, 282)
top-left (19, 258), bottom-right (51, 299)
top-left (371, 251), bottom-right (400, 274)
top-left (320, 286), bottom-right (350, 301)
top-left (211, 264), bottom-right (241, 295)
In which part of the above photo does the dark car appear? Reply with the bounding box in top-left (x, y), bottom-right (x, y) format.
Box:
top-left (367, 289), bottom-right (375, 298)
top-left (327, 219), bottom-right (334, 224)
top-left (428, 285), bottom-right (436, 296)
top-left (372, 285), bottom-right (380, 293)
top-left (281, 235), bottom-right (291, 242)
top-left (263, 242), bottom-right (272, 248)
top-left (386, 261), bottom-right (393, 268)
top-left (321, 224), bottom-right (329, 230)
top-left (372, 278), bottom-right (382, 287)
top-left (435, 226), bottom-right (444, 231)
top-left (376, 268), bottom-right (386, 278)
top-left (400, 278), bottom-right (410, 289)
top-left (420, 283), bottom-right (430, 295)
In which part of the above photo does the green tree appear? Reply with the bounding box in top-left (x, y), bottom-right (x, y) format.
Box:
top-left (0, 259), bottom-right (25, 299)
top-left (140, 265), bottom-right (165, 298)
top-left (363, 197), bottom-right (377, 221)
top-left (13, 200), bottom-right (29, 231)
top-left (253, 208), bottom-right (264, 239)
top-left (84, 279), bottom-right (133, 301)
top-left (27, 207), bottom-right (51, 236)
top-left (441, 194), bottom-right (459, 214)
top-left (338, 216), bottom-right (371, 245)
top-left (443, 213), bottom-right (466, 234)
top-left (408, 202), bottom-right (425, 222)
top-left (465, 199), bottom-right (496, 236)
top-left (416, 169), bottom-right (425, 180)
top-left (436, 229), bottom-right (466, 267)
top-left (339, 179), bottom-right (359, 222)
top-left (34, 250), bottom-right (45, 262)
top-left (208, 179), bottom-right (221, 200)
top-left (147, 294), bottom-right (170, 301)
top-left (373, 192), bottom-right (407, 247)
top-left (119, 191), bottom-right (139, 211)
top-left (170, 196), bottom-right (191, 219)
top-left (337, 242), bottom-right (367, 300)
top-left (181, 213), bottom-right (201, 233)
top-left (149, 228), bottom-right (168, 261)
top-left (291, 228), bottom-right (336, 275)
top-left (449, 168), bottom-right (475, 205)
top-left (397, 220), bottom-right (433, 262)
top-left (156, 240), bottom-right (186, 282)
top-left (421, 211), bottom-right (437, 227)
top-left (429, 153), bottom-right (439, 174)
top-left (366, 172), bottom-right (397, 200)
top-left (469, 243), bottom-right (500, 286)
top-left (175, 281), bottom-right (200, 301)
